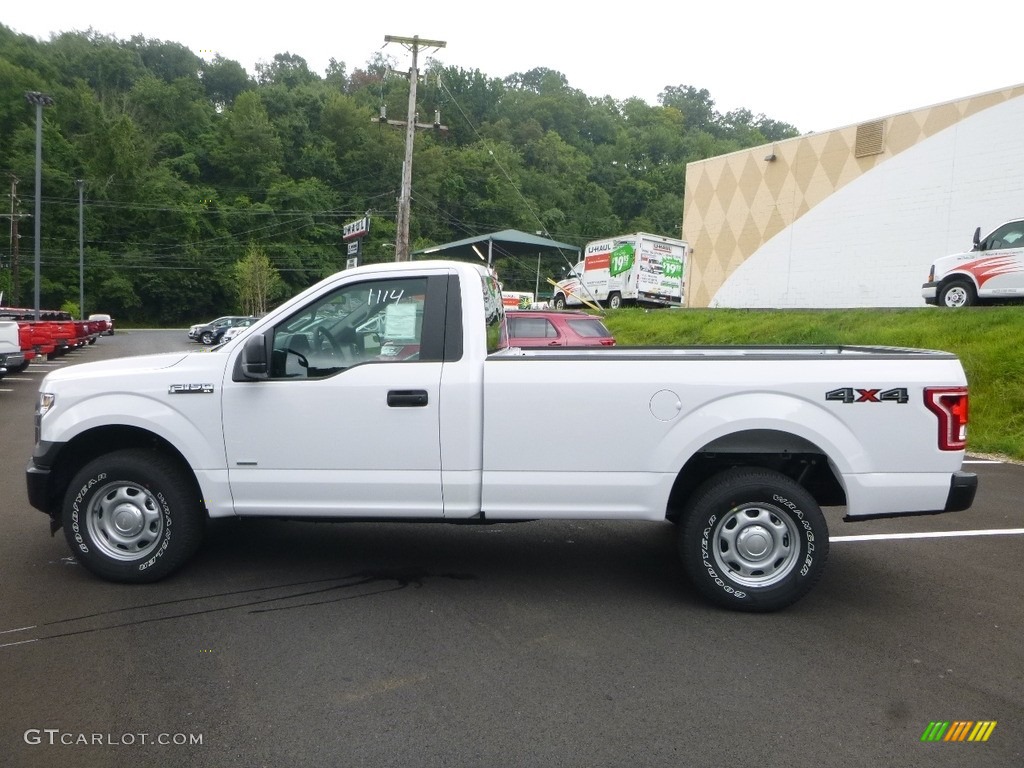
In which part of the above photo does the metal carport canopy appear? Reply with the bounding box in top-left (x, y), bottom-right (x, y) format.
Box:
top-left (412, 229), bottom-right (580, 265)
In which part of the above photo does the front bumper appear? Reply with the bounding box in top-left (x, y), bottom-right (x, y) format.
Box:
top-left (921, 281), bottom-right (939, 305)
top-left (26, 440), bottom-right (63, 526)
top-left (26, 458), bottom-right (51, 513)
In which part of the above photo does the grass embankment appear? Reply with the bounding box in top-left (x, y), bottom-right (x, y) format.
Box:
top-left (603, 307), bottom-right (1024, 461)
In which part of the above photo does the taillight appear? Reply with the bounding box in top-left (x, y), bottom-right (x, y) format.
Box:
top-left (924, 387), bottom-right (968, 451)
top-left (600, 339), bottom-right (616, 346)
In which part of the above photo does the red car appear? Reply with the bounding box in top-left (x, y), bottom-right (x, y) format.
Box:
top-left (503, 310), bottom-right (616, 347)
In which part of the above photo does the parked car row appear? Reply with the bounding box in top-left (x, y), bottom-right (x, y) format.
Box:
top-left (188, 315), bottom-right (256, 345)
top-left (0, 307), bottom-right (114, 379)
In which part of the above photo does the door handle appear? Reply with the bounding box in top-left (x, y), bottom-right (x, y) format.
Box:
top-left (387, 389), bottom-right (429, 407)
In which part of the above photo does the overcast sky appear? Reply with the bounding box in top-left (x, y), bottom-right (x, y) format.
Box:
top-left (4, 0), bottom-right (1022, 134)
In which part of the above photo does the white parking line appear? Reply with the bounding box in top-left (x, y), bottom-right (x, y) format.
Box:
top-left (0, 625), bottom-right (37, 634)
top-left (0, 639), bottom-right (38, 649)
top-left (832, 528), bottom-right (1024, 542)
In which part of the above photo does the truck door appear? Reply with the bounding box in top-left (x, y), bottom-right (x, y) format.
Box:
top-left (221, 274), bottom-right (449, 518)
top-left (972, 220), bottom-right (1024, 298)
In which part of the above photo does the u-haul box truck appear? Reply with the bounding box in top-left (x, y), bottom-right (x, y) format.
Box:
top-left (552, 232), bottom-right (687, 309)
top-left (501, 291), bottom-right (535, 311)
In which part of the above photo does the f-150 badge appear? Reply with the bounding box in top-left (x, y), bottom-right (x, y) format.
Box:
top-left (168, 383), bottom-right (215, 394)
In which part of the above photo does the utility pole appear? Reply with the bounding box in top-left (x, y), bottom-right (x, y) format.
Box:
top-left (77, 179), bottom-right (84, 319)
top-left (26, 91), bottom-right (54, 320)
top-left (2, 174), bottom-right (30, 306)
top-left (382, 35), bottom-right (446, 261)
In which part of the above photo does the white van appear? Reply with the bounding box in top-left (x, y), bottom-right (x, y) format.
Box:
top-left (923, 219), bottom-right (1024, 307)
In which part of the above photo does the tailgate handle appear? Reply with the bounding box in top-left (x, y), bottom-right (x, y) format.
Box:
top-left (387, 389), bottom-right (429, 408)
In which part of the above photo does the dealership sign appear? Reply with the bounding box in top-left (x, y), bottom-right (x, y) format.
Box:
top-left (343, 216), bottom-right (370, 241)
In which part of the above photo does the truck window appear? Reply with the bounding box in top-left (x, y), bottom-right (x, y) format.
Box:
top-left (983, 222), bottom-right (1024, 251)
top-left (269, 276), bottom-right (430, 378)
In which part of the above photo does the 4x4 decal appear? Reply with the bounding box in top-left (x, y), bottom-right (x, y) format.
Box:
top-left (826, 387), bottom-right (909, 404)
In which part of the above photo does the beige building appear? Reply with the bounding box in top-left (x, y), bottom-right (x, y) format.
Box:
top-left (682, 84), bottom-right (1024, 307)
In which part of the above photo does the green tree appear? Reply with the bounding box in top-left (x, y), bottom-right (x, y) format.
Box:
top-left (201, 55), bottom-right (251, 107)
top-left (234, 244), bottom-right (284, 316)
top-left (208, 90), bottom-right (283, 191)
top-left (255, 53), bottom-right (318, 88)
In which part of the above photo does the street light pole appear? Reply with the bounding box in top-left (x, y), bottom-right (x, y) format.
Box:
top-left (77, 179), bottom-right (84, 319)
top-left (25, 91), bottom-right (54, 321)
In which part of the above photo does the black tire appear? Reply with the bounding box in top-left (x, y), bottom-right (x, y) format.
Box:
top-left (679, 467), bottom-right (828, 612)
top-left (607, 292), bottom-right (622, 309)
top-left (200, 330), bottom-right (214, 345)
top-left (553, 294), bottom-right (567, 310)
top-left (939, 279), bottom-right (976, 308)
top-left (62, 449), bottom-right (205, 583)
top-left (15, 359), bottom-right (31, 373)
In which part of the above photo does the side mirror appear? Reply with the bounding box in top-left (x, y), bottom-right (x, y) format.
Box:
top-left (233, 333), bottom-right (269, 381)
top-left (972, 226), bottom-right (982, 250)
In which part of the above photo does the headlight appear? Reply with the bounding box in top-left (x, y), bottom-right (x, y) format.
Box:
top-left (37, 392), bottom-right (55, 417)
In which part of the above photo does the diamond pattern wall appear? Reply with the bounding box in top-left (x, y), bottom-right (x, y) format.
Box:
top-left (682, 84), bottom-right (1024, 307)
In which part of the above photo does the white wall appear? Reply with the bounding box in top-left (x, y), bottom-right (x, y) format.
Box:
top-left (711, 96), bottom-right (1024, 307)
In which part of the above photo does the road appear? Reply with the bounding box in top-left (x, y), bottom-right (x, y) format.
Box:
top-left (1, 331), bottom-right (1022, 767)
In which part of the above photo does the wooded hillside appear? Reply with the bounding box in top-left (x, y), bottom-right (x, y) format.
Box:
top-left (0, 26), bottom-right (799, 322)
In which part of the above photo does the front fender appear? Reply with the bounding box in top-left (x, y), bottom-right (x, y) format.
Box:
top-left (43, 392), bottom-right (226, 472)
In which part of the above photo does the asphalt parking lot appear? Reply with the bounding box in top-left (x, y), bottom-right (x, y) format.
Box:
top-left (1, 331), bottom-right (1022, 767)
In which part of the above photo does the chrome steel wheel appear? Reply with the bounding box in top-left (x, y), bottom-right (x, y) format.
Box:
top-left (711, 503), bottom-right (800, 588)
top-left (940, 279), bottom-right (975, 308)
top-left (942, 286), bottom-right (968, 307)
top-left (85, 481), bottom-right (165, 561)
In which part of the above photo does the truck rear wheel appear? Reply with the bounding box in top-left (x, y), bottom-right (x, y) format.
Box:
top-left (679, 467), bottom-right (828, 612)
top-left (939, 279), bottom-right (976, 308)
top-left (62, 449), bottom-right (204, 583)
top-left (607, 292), bottom-right (622, 309)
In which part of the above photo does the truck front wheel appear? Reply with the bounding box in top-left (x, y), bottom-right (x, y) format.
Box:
top-left (553, 294), bottom-right (567, 310)
top-left (939, 279), bottom-right (976, 308)
top-left (62, 449), bottom-right (204, 583)
top-left (679, 468), bottom-right (828, 612)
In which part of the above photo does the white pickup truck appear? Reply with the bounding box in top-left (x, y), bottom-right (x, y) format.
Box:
top-left (1, 320), bottom-right (27, 379)
top-left (26, 260), bottom-right (977, 611)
